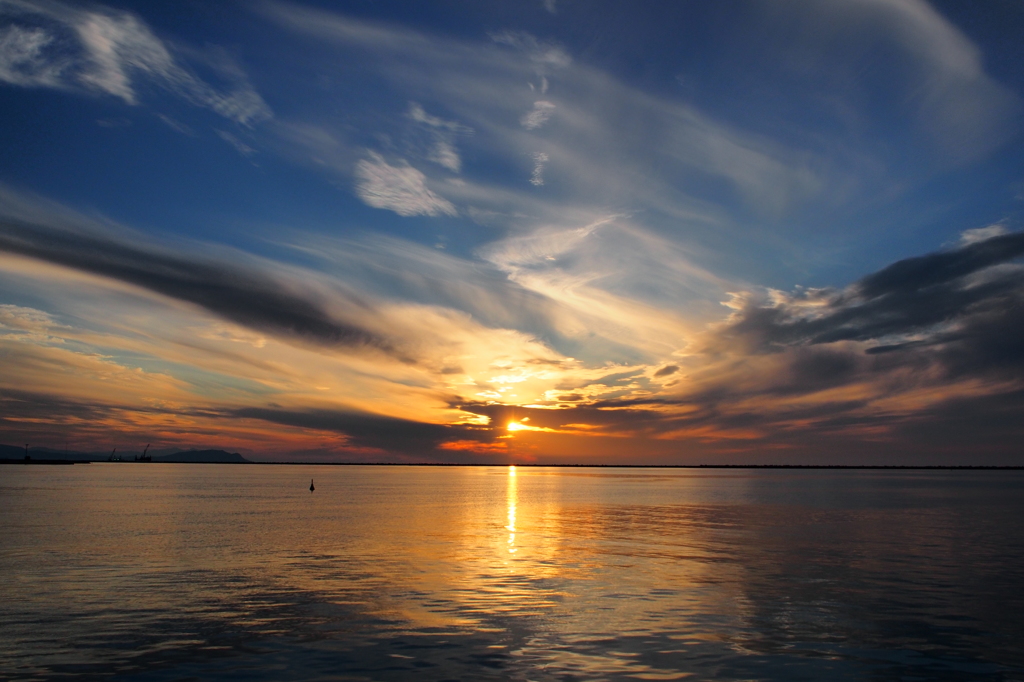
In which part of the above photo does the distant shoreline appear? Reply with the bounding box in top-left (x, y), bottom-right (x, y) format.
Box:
top-left (5, 458), bottom-right (1020, 470)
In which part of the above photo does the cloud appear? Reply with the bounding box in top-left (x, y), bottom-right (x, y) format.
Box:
top-left (855, 231), bottom-right (1024, 302)
top-left (764, 0), bottom-right (1021, 163)
top-left (408, 102), bottom-right (471, 172)
top-left (960, 224), bottom-right (1007, 246)
top-left (439, 230), bottom-right (1024, 460)
top-left (355, 152), bottom-right (457, 217)
top-left (216, 129), bottom-right (256, 156)
top-left (521, 100), bottom-right (556, 129)
top-left (1, 387), bottom-right (135, 429)
top-left (591, 229), bottom-right (1024, 451)
top-left (428, 140), bottom-right (460, 173)
top-left (0, 187), bottom-right (656, 438)
top-left (0, 209), bottom-right (396, 357)
top-left (0, 23), bottom-right (63, 86)
top-left (5, 3), bottom-right (1021, 461)
top-left (157, 114), bottom-right (194, 136)
top-left (438, 439), bottom-right (508, 453)
top-left (653, 365), bottom-right (678, 378)
top-left (408, 102), bottom-right (470, 133)
top-left (0, 0), bottom-right (271, 124)
top-left (478, 215), bottom-right (724, 362)
top-left (259, 1), bottom-right (444, 57)
top-left (227, 405), bottom-right (469, 455)
top-left (489, 31), bottom-right (571, 72)
top-left (259, 2), bottom-right (832, 227)
top-left (708, 229), bottom-right (1024, 356)
top-left (529, 152), bottom-right (548, 185)
top-left (253, 0), bottom-right (1017, 299)
top-left (279, 231), bottom-right (562, 337)
top-left (4, 192), bottom-right (1023, 460)
top-left (864, 0), bottom-right (1021, 158)
top-left (0, 303), bottom-right (60, 343)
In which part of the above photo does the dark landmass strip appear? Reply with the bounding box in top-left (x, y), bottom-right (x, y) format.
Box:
top-left (0, 444), bottom-right (249, 463)
top-left (0, 458), bottom-right (82, 465)
top-left (0, 444), bottom-right (85, 463)
top-left (155, 450), bottom-right (251, 463)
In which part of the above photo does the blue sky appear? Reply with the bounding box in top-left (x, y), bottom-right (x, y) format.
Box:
top-left (1, 0), bottom-right (1023, 463)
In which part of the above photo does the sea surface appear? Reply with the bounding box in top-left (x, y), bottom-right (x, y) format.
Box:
top-left (2, 464), bottom-right (1023, 681)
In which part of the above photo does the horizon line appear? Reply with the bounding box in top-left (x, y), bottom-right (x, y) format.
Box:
top-left (8, 460), bottom-right (1015, 470)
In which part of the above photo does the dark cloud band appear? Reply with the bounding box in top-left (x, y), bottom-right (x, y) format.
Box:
top-left (0, 218), bottom-right (394, 354)
top-left (720, 231), bottom-right (1024, 352)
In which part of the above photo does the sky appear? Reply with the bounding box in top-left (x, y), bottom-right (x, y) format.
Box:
top-left (1, 0), bottom-right (1023, 464)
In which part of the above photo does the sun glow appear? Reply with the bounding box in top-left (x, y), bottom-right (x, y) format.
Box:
top-left (505, 417), bottom-right (556, 435)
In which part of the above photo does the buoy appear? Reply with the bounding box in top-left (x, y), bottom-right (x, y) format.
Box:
top-left (310, 478), bottom-right (315, 492)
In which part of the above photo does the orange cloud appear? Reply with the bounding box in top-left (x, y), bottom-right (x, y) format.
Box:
top-left (438, 440), bottom-right (508, 453)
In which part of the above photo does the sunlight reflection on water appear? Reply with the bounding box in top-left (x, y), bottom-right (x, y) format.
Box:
top-left (1, 464), bottom-right (1023, 680)
top-left (507, 465), bottom-right (517, 554)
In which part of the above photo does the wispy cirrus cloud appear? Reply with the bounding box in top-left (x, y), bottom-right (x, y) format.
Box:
top-left (488, 30), bottom-right (571, 75)
top-left (355, 152), bottom-right (457, 217)
top-left (529, 152), bottom-right (548, 186)
top-left (521, 100), bottom-right (555, 130)
top-left (252, 0), bottom-right (1020, 300)
top-left (408, 102), bottom-right (471, 173)
top-left (0, 0), bottom-right (271, 124)
top-left (857, 0), bottom-right (1020, 158)
top-left (478, 215), bottom-right (725, 360)
top-left (216, 130), bottom-right (256, 156)
top-left (257, 0), bottom-right (831, 237)
top-left (0, 22), bottom-right (63, 86)
top-left (757, 0), bottom-right (1021, 164)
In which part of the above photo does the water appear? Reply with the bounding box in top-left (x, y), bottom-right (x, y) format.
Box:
top-left (2, 465), bottom-right (1023, 681)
